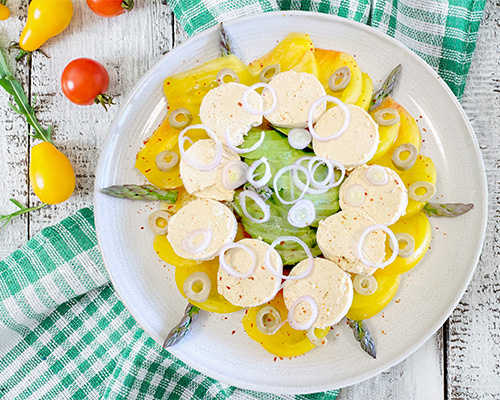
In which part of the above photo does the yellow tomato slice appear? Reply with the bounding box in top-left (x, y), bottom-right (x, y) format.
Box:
top-left (174, 257), bottom-right (242, 314)
top-left (378, 212), bottom-right (432, 276)
top-left (248, 32), bottom-right (319, 77)
top-left (242, 291), bottom-right (329, 358)
top-left (346, 269), bottom-right (400, 321)
top-left (315, 48), bottom-right (363, 105)
top-left (135, 118), bottom-right (183, 189)
top-left (369, 97), bottom-right (401, 162)
top-left (389, 101), bottom-right (422, 153)
top-left (354, 72), bottom-right (373, 111)
top-left (160, 186), bottom-right (197, 214)
top-left (154, 234), bottom-right (199, 269)
top-left (164, 54), bottom-right (255, 121)
top-left (375, 154), bottom-right (437, 219)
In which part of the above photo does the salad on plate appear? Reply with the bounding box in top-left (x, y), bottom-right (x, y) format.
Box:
top-left (103, 27), bottom-right (473, 359)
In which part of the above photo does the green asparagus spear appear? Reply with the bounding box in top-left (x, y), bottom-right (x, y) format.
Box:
top-left (100, 185), bottom-right (178, 203)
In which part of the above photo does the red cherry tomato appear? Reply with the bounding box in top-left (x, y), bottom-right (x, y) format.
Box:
top-left (61, 58), bottom-right (109, 106)
top-left (86, 0), bottom-right (133, 18)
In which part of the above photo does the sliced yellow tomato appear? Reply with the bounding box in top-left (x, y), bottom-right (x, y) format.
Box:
top-left (174, 257), bottom-right (242, 314)
top-left (160, 186), bottom-right (197, 214)
top-left (242, 291), bottom-right (329, 358)
top-left (135, 118), bottom-right (182, 189)
top-left (369, 97), bottom-right (401, 162)
top-left (389, 102), bottom-right (421, 153)
top-left (164, 54), bottom-right (255, 121)
top-left (376, 154), bottom-right (437, 219)
top-left (354, 72), bottom-right (373, 111)
top-left (248, 32), bottom-right (318, 77)
top-left (346, 269), bottom-right (400, 321)
top-left (315, 48), bottom-right (363, 105)
top-left (154, 234), bottom-right (200, 269)
top-left (378, 212), bottom-right (432, 276)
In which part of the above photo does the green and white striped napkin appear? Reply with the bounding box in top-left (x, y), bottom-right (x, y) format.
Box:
top-left (0, 1), bottom-right (486, 398)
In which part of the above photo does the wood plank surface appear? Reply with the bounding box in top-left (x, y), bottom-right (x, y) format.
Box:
top-left (0, 1), bottom-right (498, 399)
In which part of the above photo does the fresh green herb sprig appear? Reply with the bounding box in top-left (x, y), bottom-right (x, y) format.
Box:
top-left (347, 318), bottom-right (376, 359)
top-left (1, 199), bottom-right (47, 229)
top-left (0, 49), bottom-right (52, 142)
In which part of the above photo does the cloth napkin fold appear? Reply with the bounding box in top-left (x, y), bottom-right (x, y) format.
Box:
top-left (0, 1), bottom-right (486, 399)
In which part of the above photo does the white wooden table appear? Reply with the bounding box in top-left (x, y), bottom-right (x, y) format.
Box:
top-left (0, 1), bottom-right (498, 398)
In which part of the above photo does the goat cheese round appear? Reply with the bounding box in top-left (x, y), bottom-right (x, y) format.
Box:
top-left (217, 238), bottom-right (282, 307)
top-left (339, 164), bottom-right (408, 225)
top-left (312, 105), bottom-right (379, 168)
top-left (263, 70), bottom-right (326, 128)
top-left (283, 258), bottom-right (353, 329)
top-left (317, 209), bottom-right (386, 275)
top-left (180, 139), bottom-right (239, 201)
top-left (167, 199), bottom-right (237, 261)
top-left (199, 82), bottom-right (263, 146)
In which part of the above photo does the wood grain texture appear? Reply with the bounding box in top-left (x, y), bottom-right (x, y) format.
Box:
top-left (0, 1), bottom-right (498, 398)
top-left (446, 0), bottom-right (500, 398)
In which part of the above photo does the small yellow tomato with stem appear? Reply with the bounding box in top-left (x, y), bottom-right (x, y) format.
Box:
top-left (0, 2), bottom-right (10, 21)
top-left (19, 0), bottom-right (73, 52)
top-left (29, 142), bottom-right (75, 204)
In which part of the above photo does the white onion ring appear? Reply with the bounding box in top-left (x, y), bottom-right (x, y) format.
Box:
top-left (224, 128), bottom-right (265, 154)
top-left (264, 236), bottom-right (313, 280)
top-left (181, 228), bottom-right (213, 255)
top-left (273, 165), bottom-right (311, 205)
top-left (287, 295), bottom-right (319, 330)
top-left (293, 157), bottom-right (328, 195)
top-left (238, 190), bottom-right (270, 224)
top-left (344, 184), bottom-right (366, 207)
top-left (242, 82), bottom-right (278, 116)
top-left (222, 160), bottom-right (249, 190)
top-left (183, 271), bottom-right (211, 303)
top-left (256, 305), bottom-right (283, 335)
top-left (353, 274), bottom-right (378, 296)
top-left (287, 199), bottom-right (316, 228)
top-left (365, 165), bottom-right (388, 186)
top-left (308, 95), bottom-right (351, 142)
top-left (357, 224), bottom-right (398, 269)
top-left (247, 157), bottom-right (272, 188)
top-left (148, 210), bottom-right (171, 236)
top-left (288, 128), bottom-right (312, 150)
top-left (307, 327), bottom-right (327, 346)
top-left (178, 124), bottom-right (222, 171)
top-left (219, 243), bottom-right (257, 279)
top-left (307, 156), bottom-right (345, 189)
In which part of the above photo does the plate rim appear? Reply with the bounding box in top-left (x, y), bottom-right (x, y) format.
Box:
top-left (94, 10), bottom-right (488, 393)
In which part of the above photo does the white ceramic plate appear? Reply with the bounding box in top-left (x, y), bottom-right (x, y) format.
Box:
top-left (94, 11), bottom-right (487, 394)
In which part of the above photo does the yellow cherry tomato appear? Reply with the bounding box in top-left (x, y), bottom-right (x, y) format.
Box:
top-left (369, 97), bottom-right (401, 161)
top-left (378, 212), bottom-right (432, 276)
top-left (20, 0), bottom-right (73, 52)
top-left (354, 73), bottom-right (373, 111)
top-left (29, 142), bottom-right (75, 204)
top-left (248, 32), bottom-right (319, 77)
top-left (174, 257), bottom-right (242, 314)
top-left (0, 4), bottom-right (10, 20)
top-left (315, 48), bottom-right (363, 105)
top-left (242, 291), bottom-right (329, 358)
top-left (347, 269), bottom-right (400, 321)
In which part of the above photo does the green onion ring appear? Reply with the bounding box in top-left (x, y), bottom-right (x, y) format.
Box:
top-left (216, 68), bottom-right (240, 84)
top-left (391, 143), bottom-right (418, 171)
top-left (259, 64), bottom-right (280, 83)
top-left (168, 108), bottom-right (192, 129)
top-left (373, 108), bottom-right (400, 127)
top-left (409, 181), bottom-right (436, 202)
top-left (328, 66), bottom-right (351, 91)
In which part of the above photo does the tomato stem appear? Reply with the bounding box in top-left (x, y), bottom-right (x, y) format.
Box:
top-left (94, 94), bottom-right (117, 111)
top-left (0, 0), bottom-right (7, 5)
top-left (121, 0), bottom-right (134, 12)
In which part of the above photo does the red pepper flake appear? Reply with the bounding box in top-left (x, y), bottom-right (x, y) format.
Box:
top-left (145, 169), bottom-right (151, 173)
top-left (166, 82), bottom-right (170, 85)
top-left (274, 357), bottom-right (277, 362)
top-left (231, 330), bottom-right (236, 335)
top-left (140, 227), bottom-right (144, 230)
top-left (395, 299), bottom-right (401, 303)
top-left (238, 102), bottom-right (242, 106)
top-left (226, 286), bottom-right (231, 290)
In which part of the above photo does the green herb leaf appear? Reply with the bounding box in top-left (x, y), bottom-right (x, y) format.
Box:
top-left (369, 64), bottom-right (402, 111)
top-left (423, 202), bottom-right (474, 217)
top-left (101, 184), bottom-right (178, 203)
top-left (163, 304), bottom-right (201, 348)
top-left (0, 199), bottom-right (48, 229)
top-left (0, 49), bottom-right (53, 143)
top-left (347, 318), bottom-right (376, 359)
top-left (220, 23), bottom-right (232, 56)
